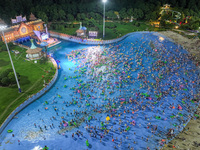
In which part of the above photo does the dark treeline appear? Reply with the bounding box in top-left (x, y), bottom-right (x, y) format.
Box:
top-left (0, 0), bottom-right (200, 24)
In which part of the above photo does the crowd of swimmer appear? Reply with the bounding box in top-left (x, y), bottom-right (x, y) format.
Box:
top-left (42, 33), bottom-right (199, 149)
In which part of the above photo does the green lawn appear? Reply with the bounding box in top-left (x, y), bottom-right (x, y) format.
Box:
top-left (0, 45), bottom-right (56, 125)
top-left (51, 21), bottom-right (154, 40)
top-left (53, 27), bottom-right (78, 36)
top-left (93, 22), bottom-right (153, 40)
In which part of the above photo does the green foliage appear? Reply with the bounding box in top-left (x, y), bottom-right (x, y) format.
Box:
top-left (67, 14), bottom-right (74, 21)
top-left (180, 16), bottom-right (200, 30)
top-left (0, 0), bottom-right (200, 25)
top-left (59, 24), bottom-right (65, 31)
top-left (106, 11), bottom-right (117, 21)
top-left (190, 22), bottom-right (199, 30)
top-left (58, 9), bottom-right (66, 21)
top-left (135, 22), bottom-right (140, 27)
top-left (127, 8), bottom-right (133, 17)
top-left (95, 13), bottom-right (102, 21)
top-left (83, 18), bottom-right (96, 27)
top-left (88, 12), bottom-right (95, 19)
top-left (0, 48), bottom-right (56, 125)
top-left (0, 69), bottom-right (20, 86)
top-left (145, 11), bottom-right (159, 21)
top-left (133, 9), bottom-right (144, 20)
top-left (180, 24), bottom-right (190, 30)
top-left (39, 57), bottom-right (48, 64)
top-left (7, 42), bottom-right (15, 49)
top-left (37, 11), bottom-right (48, 23)
top-left (0, 41), bottom-right (7, 52)
top-left (76, 13), bottom-right (81, 21)
top-left (119, 8), bottom-right (128, 20)
top-left (0, 59), bottom-right (9, 67)
top-left (80, 13), bottom-right (86, 21)
top-left (0, 42), bottom-right (15, 52)
top-left (105, 23), bottom-right (117, 29)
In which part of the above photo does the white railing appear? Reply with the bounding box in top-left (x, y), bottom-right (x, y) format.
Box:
top-left (49, 31), bottom-right (150, 45)
top-left (0, 57), bottom-right (58, 134)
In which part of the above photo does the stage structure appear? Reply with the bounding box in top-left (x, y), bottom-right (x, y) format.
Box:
top-left (33, 24), bottom-right (61, 48)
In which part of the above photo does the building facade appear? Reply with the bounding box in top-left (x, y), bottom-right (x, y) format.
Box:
top-left (0, 19), bottom-right (44, 43)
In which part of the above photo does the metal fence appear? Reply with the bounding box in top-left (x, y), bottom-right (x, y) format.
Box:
top-left (0, 57), bottom-right (58, 134)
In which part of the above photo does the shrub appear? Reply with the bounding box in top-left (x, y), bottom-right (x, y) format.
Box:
top-left (1, 77), bottom-right (9, 86)
top-left (0, 69), bottom-right (20, 86)
top-left (39, 57), bottom-right (48, 64)
top-left (7, 42), bottom-right (15, 49)
top-left (59, 25), bottom-right (65, 31)
top-left (132, 20), bottom-right (136, 25)
top-left (105, 23), bottom-right (117, 29)
top-left (0, 41), bottom-right (7, 52)
top-left (135, 22), bottom-right (140, 27)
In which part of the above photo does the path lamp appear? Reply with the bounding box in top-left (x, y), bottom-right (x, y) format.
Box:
top-left (102, 0), bottom-right (107, 39)
top-left (0, 25), bottom-right (21, 93)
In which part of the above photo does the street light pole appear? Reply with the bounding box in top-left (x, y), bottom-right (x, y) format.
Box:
top-left (102, 0), bottom-right (107, 39)
top-left (1, 29), bottom-right (21, 93)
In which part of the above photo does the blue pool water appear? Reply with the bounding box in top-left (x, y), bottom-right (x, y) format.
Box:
top-left (0, 32), bottom-right (200, 150)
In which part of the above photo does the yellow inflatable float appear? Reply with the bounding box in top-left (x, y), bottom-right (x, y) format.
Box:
top-left (106, 116), bottom-right (110, 121)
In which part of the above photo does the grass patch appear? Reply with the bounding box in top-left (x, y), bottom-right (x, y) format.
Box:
top-left (52, 27), bottom-right (78, 36)
top-left (50, 21), bottom-right (153, 40)
top-left (0, 59), bottom-right (9, 68)
top-left (0, 45), bottom-right (56, 125)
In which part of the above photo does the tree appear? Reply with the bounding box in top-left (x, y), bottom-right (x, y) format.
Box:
top-left (8, 72), bottom-right (16, 84)
top-left (0, 41), bottom-right (6, 52)
top-left (77, 3), bottom-right (87, 13)
top-left (1, 77), bottom-right (10, 86)
top-left (49, 5), bottom-right (59, 21)
top-left (106, 11), bottom-right (116, 21)
top-left (183, 9), bottom-right (189, 16)
top-left (133, 9), bottom-right (144, 20)
top-left (145, 11), bottom-right (158, 21)
top-left (0, 69), bottom-right (20, 86)
top-left (105, 22), bottom-right (116, 29)
top-left (160, 19), bottom-right (166, 28)
top-left (80, 13), bottom-right (86, 20)
top-left (95, 13), bottom-right (102, 21)
top-left (127, 8), bottom-right (133, 18)
top-left (119, 8), bottom-right (128, 20)
top-left (180, 0), bottom-right (186, 8)
top-left (37, 11), bottom-right (48, 22)
top-left (8, 42), bottom-right (15, 49)
top-left (83, 18), bottom-right (96, 27)
top-left (70, 2), bottom-right (78, 16)
top-left (57, 9), bottom-right (66, 21)
top-left (76, 13), bottom-right (81, 21)
top-left (191, 22), bottom-right (199, 30)
top-left (67, 14), bottom-right (74, 21)
top-left (188, 0), bottom-right (198, 12)
top-left (88, 12), bottom-right (95, 19)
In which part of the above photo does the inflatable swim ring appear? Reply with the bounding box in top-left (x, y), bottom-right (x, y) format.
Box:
top-left (7, 130), bottom-right (13, 133)
top-left (156, 116), bottom-right (161, 119)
